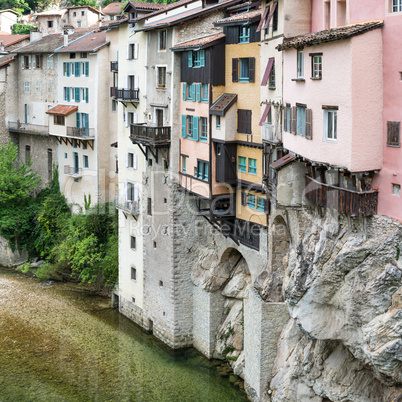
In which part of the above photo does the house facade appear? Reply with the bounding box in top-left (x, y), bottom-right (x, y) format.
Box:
top-left (0, 10), bottom-right (19, 34)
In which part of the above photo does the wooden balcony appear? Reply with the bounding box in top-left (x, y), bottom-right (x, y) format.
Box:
top-left (8, 121), bottom-right (48, 136)
top-left (305, 175), bottom-right (378, 217)
top-left (261, 123), bottom-right (282, 144)
top-left (64, 165), bottom-right (82, 178)
top-left (130, 124), bottom-right (171, 147)
top-left (110, 87), bottom-right (139, 102)
top-left (110, 61), bottom-right (118, 72)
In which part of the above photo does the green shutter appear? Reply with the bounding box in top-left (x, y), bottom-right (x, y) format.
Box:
top-left (85, 88), bottom-right (88, 103)
top-left (66, 87), bottom-right (70, 102)
top-left (188, 52), bottom-right (193, 67)
top-left (200, 50), bottom-right (205, 67)
top-left (196, 84), bottom-right (201, 102)
top-left (75, 87), bottom-right (80, 102)
top-left (74, 62), bottom-right (80, 77)
top-left (183, 83), bottom-right (186, 100)
top-left (181, 115), bottom-right (187, 138)
top-left (204, 162), bottom-right (209, 180)
top-left (191, 84), bottom-right (195, 101)
top-left (76, 113), bottom-right (80, 128)
top-left (85, 62), bottom-right (89, 77)
top-left (66, 62), bottom-right (70, 77)
top-left (193, 116), bottom-right (199, 141)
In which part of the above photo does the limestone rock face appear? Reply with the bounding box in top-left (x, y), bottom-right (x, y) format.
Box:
top-left (270, 212), bottom-right (402, 401)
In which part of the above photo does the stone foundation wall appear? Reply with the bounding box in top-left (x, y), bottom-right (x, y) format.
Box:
top-left (119, 295), bottom-right (153, 332)
top-left (0, 236), bottom-right (28, 267)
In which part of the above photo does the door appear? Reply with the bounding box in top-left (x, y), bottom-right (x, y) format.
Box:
top-left (156, 109), bottom-right (163, 127)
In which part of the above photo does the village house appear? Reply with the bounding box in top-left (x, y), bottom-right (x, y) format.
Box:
top-left (0, 10), bottom-right (19, 34)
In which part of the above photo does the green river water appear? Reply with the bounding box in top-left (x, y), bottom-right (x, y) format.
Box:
top-left (0, 267), bottom-right (247, 401)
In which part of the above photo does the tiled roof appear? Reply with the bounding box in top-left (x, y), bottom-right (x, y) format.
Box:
top-left (55, 31), bottom-right (108, 52)
top-left (210, 93), bottom-right (237, 116)
top-left (171, 32), bottom-right (224, 50)
top-left (46, 105), bottom-right (78, 116)
top-left (137, 0), bottom-right (195, 22)
top-left (270, 154), bottom-right (295, 170)
top-left (0, 34), bottom-right (29, 48)
top-left (226, 1), bottom-right (252, 11)
top-left (0, 53), bottom-right (15, 68)
top-left (277, 20), bottom-right (383, 51)
top-left (16, 29), bottom-right (93, 53)
top-left (0, 9), bottom-right (19, 15)
top-left (126, 1), bottom-right (166, 11)
top-left (215, 9), bottom-right (260, 25)
top-left (99, 16), bottom-right (128, 28)
top-left (101, 2), bottom-right (123, 15)
top-left (34, 9), bottom-right (67, 16)
top-left (66, 6), bottom-right (103, 15)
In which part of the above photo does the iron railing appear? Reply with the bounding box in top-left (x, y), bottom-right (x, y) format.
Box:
top-left (66, 127), bottom-right (95, 138)
top-left (8, 121), bottom-right (48, 135)
top-left (110, 87), bottom-right (139, 101)
top-left (64, 165), bottom-right (82, 178)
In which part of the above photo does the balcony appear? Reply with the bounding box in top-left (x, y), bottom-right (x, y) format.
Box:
top-left (110, 87), bottom-right (139, 102)
top-left (64, 165), bottom-right (82, 178)
top-left (116, 196), bottom-right (140, 215)
top-left (110, 61), bottom-right (118, 72)
top-left (66, 127), bottom-right (95, 138)
top-left (305, 175), bottom-right (378, 217)
top-left (261, 123), bottom-right (282, 144)
top-left (130, 124), bottom-right (171, 146)
top-left (8, 121), bottom-right (49, 136)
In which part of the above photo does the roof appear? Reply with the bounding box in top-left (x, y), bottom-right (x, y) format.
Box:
top-left (0, 34), bottom-right (29, 48)
top-left (270, 154), bottom-right (295, 170)
top-left (99, 16), bottom-right (128, 28)
top-left (214, 8), bottom-right (261, 25)
top-left (210, 93), bottom-right (237, 116)
top-left (0, 9), bottom-right (19, 16)
top-left (277, 20), bottom-right (384, 51)
top-left (55, 31), bottom-right (108, 53)
top-left (16, 29), bottom-right (92, 53)
top-left (101, 2), bottom-right (123, 15)
top-left (171, 32), bottom-right (225, 51)
top-left (0, 53), bottom-right (15, 68)
top-left (34, 9), bottom-right (67, 17)
top-left (124, 0), bottom-right (167, 12)
top-left (136, 0), bottom-right (194, 22)
top-left (66, 6), bottom-right (103, 15)
top-left (226, 1), bottom-right (253, 11)
top-left (46, 105), bottom-right (78, 116)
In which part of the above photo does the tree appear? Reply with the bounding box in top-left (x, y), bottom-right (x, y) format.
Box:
top-left (0, 0), bottom-right (30, 14)
top-left (12, 23), bottom-right (36, 35)
top-left (68, 0), bottom-right (96, 7)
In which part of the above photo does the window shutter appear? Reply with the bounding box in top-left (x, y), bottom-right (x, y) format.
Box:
top-left (246, 110), bottom-right (252, 134)
top-left (85, 114), bottom-right (89, 129)
top-left (387, 121), bottom-right (400, 146)
top-left (125, 112), bottom-right (128, 127)
top-left (284, 106), bottom-right (288, 132)
top-left (74, 62), bottom-right (80, 77)
top-left (134, 183), bottom-right (139, 202)
top-left (305, 108), bottom-right (312, 140)
top-left (291, 106), bottom-right (297, 134)
top-left (32, 55), bottom-right (36, 69)
top-left (124, 75), bottom-right (128, 90)
top-left (232, 58), bottom-right (238, 82)
top-left (126, 44), bottom-right (130, 60)
top-left (21, 56), bottom-right (24, 69)
top-left (134, 75), bottom-right (139, 90)
top-left (76, 113), bottom-right (80, 128)
top-left (183, 83), bottom-right (186, 100)
top-left (188, 52), bottom-right (193, 67)
top-left (134, 43), bottom-right (138, 59)
top-left (85, 88), bottom-right (89, 103)
top-left (193, 116), bottom-right (199, 140)
top-left (66, 62), bottom-right (70, 77)
top-left (85, 62), bottom-right (89, 76)
top-left (196, 84), bottom-right (201, 102)
top-left (74, 87), bottom-right (80, 102)
top-left (133, 153), bottom-right (137, 170)
top-left (191, 84), bottom-right (196, 101)
top-left (125, 152), bottom-right (129, 167)
top-left (28, 55), bottom-right (31, 69)
top-left (241, 192), bottom-right (247, 206)
top-left (66, 87), bottom-right (70, 102)
top-left (26, 104), bottom-right (30, 122)
top-left (249, 57), bottom-right (255, 83)
top-left (261, 58), bottom-right (274, 86)
top-left (257, 6), bottom-right (270, 32)
top-left (181, 115), bottom-right (187, 138)
top-left (200, 50), bottom-right (205, 67)
top-left (237, 110), bottom-right (244, 133)
top-left (133, 111), bottom-right (138, 124)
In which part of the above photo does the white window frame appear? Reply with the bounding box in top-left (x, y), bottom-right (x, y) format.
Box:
top-left (297, 50), bottom-right (304, 78)
top-left (47, 56), bottom-right (53, 70)
top-left (312, 54), bottom-right (322, 79)
top-left (393, 0), bottom-right (402, 12)
top-left (323, 109), bottom-right (337, 142)
top-left (83, 154), bottom-right (89, 169)
top-left (24, 79), bottom-right (30, 93)
top-left (156, 65), bottom-right (167, 88)
top-left (35, 79), bottom-right (41, 94)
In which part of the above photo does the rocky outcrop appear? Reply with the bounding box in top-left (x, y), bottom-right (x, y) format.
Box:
top-left (270, 211), bottom-right (402, 401)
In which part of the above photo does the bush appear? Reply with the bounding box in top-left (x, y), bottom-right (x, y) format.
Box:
top-left (12, 23), bottom-right (36, 35)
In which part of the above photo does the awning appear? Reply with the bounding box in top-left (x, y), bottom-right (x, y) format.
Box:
top-left (259, 104), bottom-right (271, 126)
top-left (45, 105), bottom-right (78, 116)
top-left (261, 57), bottom-right (274, 86)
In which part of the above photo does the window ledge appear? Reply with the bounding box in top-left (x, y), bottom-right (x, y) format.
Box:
top-left (387, 144), bottom-right (401, 148)
top-left (291, 78), bottom-right (305, 82)
top-left (268, 86), bottom-right (276, 90)
top-left (310, 77), bottom-right (322, 81)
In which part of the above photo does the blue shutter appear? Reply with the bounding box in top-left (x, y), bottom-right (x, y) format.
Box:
top-left (84, 114), bottom-right (89, 136)
top-left (188, 52), bottom-right (193, 67)
top-left (205, 163), bottom-right (209, 180)
top-left (85, 62), bottom-right (89, 77)
top-left (193, 116), bottom-right (199, 141)
top-left (200, 50), bottom-right (205, 67)
top-left (66, 62), bottom-right (70, 77)
top-left (181, 115), bottom-right (187, 138)
top-left (66, 87), bottom-right (70, 102)
top-left (191, 84), bottom-right (195, 101)
top-left (76, 113), bottom-right (80, 128)
top-left (183, 83), bottom-right (186, 100)
top-left (75, 87), bottom-right (80, 102)
top-left (85, 88), bottom-right (88, 103)
top-left (196, 84), bottom-right (201, 102)
top-left (74, 62), bottom-right (80, 77)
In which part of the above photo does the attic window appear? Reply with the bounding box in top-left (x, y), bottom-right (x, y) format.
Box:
top-left (70, 53), bottom-right (76, 59)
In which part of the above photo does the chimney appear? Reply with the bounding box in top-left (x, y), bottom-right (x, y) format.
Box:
top-left (30, 31), bottom-right (43, 43)
top-left (62, 25), bottom-right (75, 47)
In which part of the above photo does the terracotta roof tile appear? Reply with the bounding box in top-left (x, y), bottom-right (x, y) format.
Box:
top-left (127, 1), bottom-right (166, 11)
top-left (277, 20), bottom-right (383, 51)
top-left (0, 53), bottom-right (15, 68)
top-left (215, 9), bottom-right (260, 25)
top-left (101, 2), bottom-right (124, 15)
top-left (66, 6), bottom-right (103, 15)
top-left (0, 34), bottom-right (29, 48)
top-left (171, 32), bottom-right (225, 50)
top-left (210, 93), bottom-right (237, 116)
top-left (46, 105), bottom-right (78, 116)
top-left (55, 31), bottom-right (108, 52)
top-left (270, 154), bottom-right (295, 170)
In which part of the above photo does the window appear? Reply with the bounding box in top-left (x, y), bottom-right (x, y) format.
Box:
top-left (247, 194), bottom-right (255, 208)
top-left (48, 20), bottom-right (53, 28)
top-left (47, 149), bottom-right (52, 182)
top-left (159, 280), bottom-right (163, 287)
top-left (200, 117), bottom-right (207, 141)
top-left (393, 0), bottom-right (402, 12)
top-left (24, 80), bottom-right (30, 93)
top-left (47, 80), bottom-right (53, 95)
top-left (127, 152), bottom-right (137, 168)
top-left (311, 54), bottom-right (322, 79)
top-left (232, 57), bottom-right (255, 83)
top-left (81, 62), bottom-right (89, 76)
top-left (257, 197), bottom-right (265, 212)
top-left (153, 242), bottom-right (157, 249)
top-left (248, 158), bottom-right (257, 175)
top-left (73, 139), bottom-right (78, 148)
top-left (284, 103), bottom-right (291, 132)
top-left (25, 145), bottom-right (31, 163)
top-left (131, 236), bottom-right (136, 249)
top-left (157, 66), bottom-right (166, 88)
top-left (64, 87), bottom-right (70, 102)
top-left (297, 50), bottom-right (304, 78)
top-left (35, 55), bottom-right (42, 69)
top-left (187, 116), bottom-right (193, 137)
top-left (127, 43), bottom-right (138, 60)
top-left (80, 52), bottom-right (87, 58)
top-left (111, 99), bottom-right (117, 112)
top-left (183, 83), bottom-right (195, 101)
top-left (83, 155), bottom-right (89, 169)
top-left (73, 12), bottom-right (76, 16)
top-left (47, 56), bottom-right (53, 69)
top-left (323, 108), bottom-right (337, 142)
top-left (181, 115), bottom-right (200, 140)
top-left (70, 53), bottom-right (76, 59)
top-left (201, 84), bottom-right (208, 102)
top-left (54, 115), bottom-right (65, 125)
top-left (127, 182), bottom-right (135, 201)
top-left (238, 156), bottom-right (247, 172)
top-left (393, 183), bottom-right (401, 196)
top-left (23, 55), bottom-right (30, 69)
top-left (35, 80), bottom-right (41, 94)
top-left (182, 155), bottom-right (187, 173)
top-left (239, 26), bottom-right (250, 43)
top-left (64, 152), bottom-right (68, 159)
top-left (297, 105), bottom-right (306, 136)
top-left (237, 109), bottom-right (252, 134)
top-left (272, 2), bottom-right (278, 31)
top-left (216, 116), bottom-right (221, 129)
top-left (147, 198), bottom-right (152, 215)
top-left (188, 50), bottom-right (205, 68)
top-left (159, 30), bottom-right (166, 50)
top-left (387, 121), bottom-right (400, 147)
top-left (81, 10), bottom-right (85, 16)
top-left (269, 59), bottom-right (275, 88)
top-left (196, 160), bottom-right (209, 181)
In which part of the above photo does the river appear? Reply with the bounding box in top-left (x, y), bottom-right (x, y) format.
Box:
top-left (0, 267), bottom-right (247, 401)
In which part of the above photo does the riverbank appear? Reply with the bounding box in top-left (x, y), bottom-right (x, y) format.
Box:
top-left (0, 267), bottom-right (247, 401)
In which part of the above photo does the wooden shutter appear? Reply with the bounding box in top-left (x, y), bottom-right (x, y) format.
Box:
top-left (85, 62), bottom-right (89, 77)
top-left (134, 75), bottom-right (139, 90)
top-left (261, 58), bottom-right (274, 86)
top-left (241, 191), bottom-right (247, 206)
top-left (183, 83), bottom-right (187, 100)
top-left (200, 50), bottom-right (205, 67)
top-left (387, 121), bottom-right (400, 146)
top-left (283, 106), bottom-right (288, 132)
top-left (126, 44), bottom-right (130, 60)
top-left (237, 109), bottom-right (244, 133)
top-left (263, 2), bottom-right (277, 30)
top-left (181, 115), bottom-right (187, 138)
top-left (75, 62), bottom-right (80, 77)
top-left (32, 55), bottom-right (36, 69)
top-left (196, 84), bottom-right (201, 102)
top-left (21, 56), bottom-right (24, 69)
top-left (188, 51), bottom-right (193, 67)
top-left (133, 153), bottom-right (137, 170)
top-left (66, 62), bottom-right (70, 77)
top-left (28, 55), bottom-right (31, 69)
top-left (232, 58), bottom-right (238, 82)
top-left (193, 116), bottom-right (199, 140)
top-left (245, 110), bottom-right (252, 134)
top-left (85, 88), bottom-right (89, 103)
top-left (249, 57), bottom-right (255, 83)
top-left (257, 6), bottom-right (269, 32)
top-left (305, 108), bottom-right (313, 140)
top-left (291, 106), bottom-right (297, 134)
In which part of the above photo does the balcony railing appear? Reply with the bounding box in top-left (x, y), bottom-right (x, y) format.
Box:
top-left (130, 124), bottom-right (171, 145)
top-left (261, 123), bottom-right (282, 143)
top-left (305, 175), bottom-right (378, 217)
top-left (8, 121), bottom-right (49, 135)
top-left (64, 165), bottom-right (82, 178)
top-left (110, 61), bottom-right (118, 72)
top-left (116, 197), bottom-right (140, 215)
top-left (66, 127), bottom-right (95, 138)
top-left (110, 87), bottom-right (139, 102)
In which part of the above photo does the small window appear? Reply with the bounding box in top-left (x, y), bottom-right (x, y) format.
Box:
top-left (297, 50), bottom-right (304, 78)
top-left (112, 99), bottom-right (117, 112)
top-left (247, 193), bottom-right (256, 208)
top-left (248, 158), bottom-right (257, 175)
top-left (164, 198), bottom-right (167, 204)
top-left (35, 55), bottom-right (42, 69)
top-left (159, 30), bottom-right (166, 51)
top-left (196, 160), bottom-right (209, 181)
top-left (54, 115), bottom-right (65, 125)
top-left (201, 84), bottom-right (208, 102)
top-left (73, 11), bottom-right (76, 16)
top-left (131, 236), bottom-right (136, 250)
top-left (80, 52), bottom-right (87, 58)
top-left (131, 267), bottom-right (137, 280)
top-left (128, 152), bottom-right (134, 168)
top-left (237, 109), bottom-right (252, 134)
top-left (216, 116), bottom-right (221, 129)
top-left (157, 66), bottom-right (166, 88)
top-left (159, 280), bottom-right (163, 287)
top-left (311, 54), bottom-right (322, 79)
top-left (387, 121), bottom-right (400, 147)
top-left (24, 56), bottom-right (30, 69)
top-left (269, 59), bottom-right (275, 89)
top-left (25, 145), bottom-right (31, 163)
top-left (182, 155), bottom-right (187, 173)
top-left (153, 241), bottom-right (157, 249)
top-left (189, 50), bottom-right (205, 68)
top-left (393, 0), bottom-right (402, 12)
top-left (81, 11), bottom-right (85, 16)
top-left (392, 183), bottom-right (401, 196)
top-left (83, 155), bottom-right (89, 169)
top-left (131, 297), bottom-right (136, 304)
top-left (239, 26), bottom-right (250, 43)
top-left (324, 109), bottom-right (337, 142)
top-left (24, 80), bottom-right (30, 94)
top-left (239, 58), bottom-right (250, 82)
top-left (64, 152), bottom-right (68, 159)
top-left (148, 158), bottom-right (153, 167)
top-left (238, 156), bottom-right (247, 172)
top-left (70, 53), bottom-right (76, 59)
top-left (200, 117), bottom-right (207, 141)
top-left (128, 43), bottom-right (135, 60)
top-left (47, 20), bottom-right (53, 28)
top-left (147, 198), bottom-right (152, 215)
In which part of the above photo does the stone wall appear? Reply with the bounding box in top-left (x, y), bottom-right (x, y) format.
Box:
top-left (0, 236), bottom-right (28, 267)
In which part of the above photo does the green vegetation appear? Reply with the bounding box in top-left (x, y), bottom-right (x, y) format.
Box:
top-left (0, 141), bottom-right (118, 292)
top-left (11, 23), bottom-right (36, 34)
